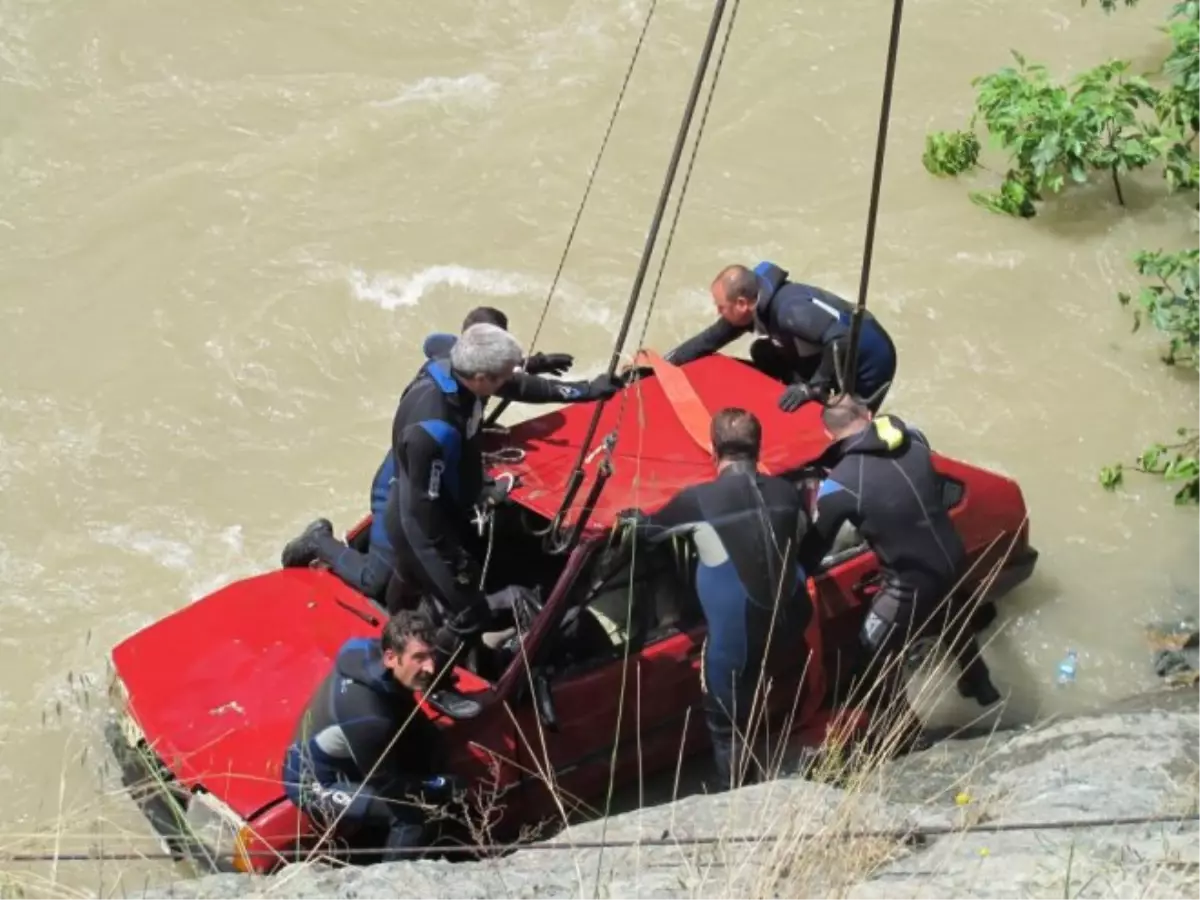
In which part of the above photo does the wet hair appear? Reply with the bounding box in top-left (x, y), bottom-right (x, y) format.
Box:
top-left (381, 609), bottom-right (437, 656)
top-left (450, 322), bottom-right (524, 379)
top-left (712, 265), bottom-right (759, 304)
top-left (821, 394), bottom-right (872, 435)
top-left (711, 407), bottom-right (762, 461)
top-left (462, 306), bottom-right (509, 331)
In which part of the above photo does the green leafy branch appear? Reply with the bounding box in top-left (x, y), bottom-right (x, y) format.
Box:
top-left (923, 54), bottom-right (1164, 216)
top-left (1101, 429), bottom-right (1199, 504)
top-left (1089, 1), bottom-right (1200, 19)
top-left (1101, 248), bottom-right (1199, 504)
top-left (1119, 248), bottom-right (1200, 367)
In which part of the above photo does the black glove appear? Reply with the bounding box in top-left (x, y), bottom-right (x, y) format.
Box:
top-left (525, 352), bottom-right (574, 376)
top-left (478, 474), bottom-right (519, 507)
top-left (433, 598), bottom-right (489, 657)
top-left (585, 373), bottom-right (622, 401)
top-left (778, 382), bottom-right (818, 413)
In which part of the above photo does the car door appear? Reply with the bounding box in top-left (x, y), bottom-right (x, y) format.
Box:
top-left (509, 539), bottom-right (708, 829)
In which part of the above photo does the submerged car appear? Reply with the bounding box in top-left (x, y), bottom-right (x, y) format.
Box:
top-left (106, 354), bottom-right (1037, 874)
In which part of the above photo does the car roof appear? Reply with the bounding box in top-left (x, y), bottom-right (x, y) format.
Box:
top-left (487, 354), bottom-right (834, 534)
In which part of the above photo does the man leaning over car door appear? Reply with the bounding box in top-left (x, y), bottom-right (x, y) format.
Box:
top-left (616, 407), bottom-right (813, 791)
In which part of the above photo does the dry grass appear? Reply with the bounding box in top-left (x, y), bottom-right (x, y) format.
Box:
top-left (1, 533), bottom-right (1196, 899)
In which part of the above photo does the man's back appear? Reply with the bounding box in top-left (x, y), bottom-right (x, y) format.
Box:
top-left (635, 465), bottom-right (812, 674)
top-left (390, 360), bottom-right (483, 520)
top-left (813, 414), bottom-right (963, 596)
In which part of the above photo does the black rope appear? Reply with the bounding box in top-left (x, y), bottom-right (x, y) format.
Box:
top-left (841, 0), bottom-right (905, 400)
top-left (6, 811), bottom-right (1196, 863)
top-left (631, 0), bottom-right (741, 358)
top-left (611, 0), bottom-right (744, 436)
top-left (484, 0), bottom-right (658, 431)
top-left (525, 0), bottom-right (657, 355)
top-left (547, 0), bottom-right (733, 547)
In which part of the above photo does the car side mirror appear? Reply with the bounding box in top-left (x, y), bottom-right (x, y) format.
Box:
top-left (533, 671), bottom-right (559, 733)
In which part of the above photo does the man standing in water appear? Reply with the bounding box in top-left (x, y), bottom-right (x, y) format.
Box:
top-left (664, 262), bottom-right (897, 413)
top-left (797, 395), bottom-right (1001, 750)
top-left (617, 408), bottom-right (813, 790)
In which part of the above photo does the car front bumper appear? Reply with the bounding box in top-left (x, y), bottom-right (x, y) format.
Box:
top-left (104, 718), bottom-right (241, 875)
top-left (984, 544), bottom-right (1039, 602)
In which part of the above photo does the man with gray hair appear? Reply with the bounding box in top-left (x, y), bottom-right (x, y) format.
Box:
top-left (382, 323), bottom-right (524, 649)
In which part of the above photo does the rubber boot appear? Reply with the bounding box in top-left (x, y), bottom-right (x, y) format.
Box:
top-left (956, 658), bottom-right (1002, 707)
top-left (281, 519), bottom-right (334, 568)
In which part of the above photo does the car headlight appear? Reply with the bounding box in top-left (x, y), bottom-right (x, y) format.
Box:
top-left (184, 791), bottom-right (249, 864)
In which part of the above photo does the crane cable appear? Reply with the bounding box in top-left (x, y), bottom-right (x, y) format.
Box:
top-left (840, 0), bottom-right (905, 400)
top-left (609, 0), bottom-right (744, 440)
top-left (545, 0), bottom-right (736, 552)
top-left (483, 0), bottom-right (658, 432)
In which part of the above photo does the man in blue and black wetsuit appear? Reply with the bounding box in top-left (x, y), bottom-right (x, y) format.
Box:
top-left (282, 609), bottom-right (460, 860)
top-left (617, 408), bottom-right (813, 790)
top-left (381, 323), bottom-right (530, 652)
top-left (664, 263), bottom-right (898, 413)
top-left (279, 308), bottom-right (619, 603)
top-left (797, 395), bottom-right (1001, 750)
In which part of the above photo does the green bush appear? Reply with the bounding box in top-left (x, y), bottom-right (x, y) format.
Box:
top-left (923, 1), bottom-right (1199, 506)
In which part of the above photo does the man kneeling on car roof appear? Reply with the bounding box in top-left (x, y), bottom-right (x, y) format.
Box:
top-left (279, 305), bottom-right (619, 605)
top-left (617, 407), bottom-right (813, 791)
top-left (282, 610), bottom-right (463, 861)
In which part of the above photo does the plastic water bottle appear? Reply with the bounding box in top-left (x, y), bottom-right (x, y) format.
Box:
top-left (1056, 650), bottom-right (1078, 686)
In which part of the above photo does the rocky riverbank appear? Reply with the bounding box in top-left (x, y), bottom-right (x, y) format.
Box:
top-left (148, 688), bottom-right (1198, 899)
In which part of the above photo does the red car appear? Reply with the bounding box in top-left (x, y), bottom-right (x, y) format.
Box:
top-left (105, 354), bottom-right (1037, 874)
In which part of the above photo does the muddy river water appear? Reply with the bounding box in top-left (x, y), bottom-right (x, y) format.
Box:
top-left (0, 0), bottom-right (1196, 892)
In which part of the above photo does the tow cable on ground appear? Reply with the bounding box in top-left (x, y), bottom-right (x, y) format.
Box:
top-left (3, 811), bottom-right (1195, 864)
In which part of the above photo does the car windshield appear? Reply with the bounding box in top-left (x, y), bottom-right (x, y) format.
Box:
top-left (536, 533), bottom-right (704, 675)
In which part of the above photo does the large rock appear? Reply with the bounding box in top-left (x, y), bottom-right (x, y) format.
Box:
top-left (146, 690), bottom-right (1199, 900)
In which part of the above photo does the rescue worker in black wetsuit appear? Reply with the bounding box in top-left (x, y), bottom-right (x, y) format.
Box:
top-left (663, 263), bottom-right (898, 413)
top-left (617, 408), bottom-right (813, 790)
top-left (796, 395), bottom-right (1001, 750)
top-left (279, 308), bottom-right (619, 602)
top-left (381, 322), bottom-right (529, 655)
top-left (282, 610), bottom-right (461, 860)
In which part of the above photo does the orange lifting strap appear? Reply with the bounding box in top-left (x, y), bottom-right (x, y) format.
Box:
top-left (633, 349), bottom-right (714, 457)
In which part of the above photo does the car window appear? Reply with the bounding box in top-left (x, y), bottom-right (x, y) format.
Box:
top-left (545, 535), bottom-right (703, 676)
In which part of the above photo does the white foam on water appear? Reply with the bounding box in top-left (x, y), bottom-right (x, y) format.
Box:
top-left (349, 264), bottom-right (543, 310)
top-left (371, 73), bottom-right (499, 109)
top-left (91, 524), bottom-right (195, 572)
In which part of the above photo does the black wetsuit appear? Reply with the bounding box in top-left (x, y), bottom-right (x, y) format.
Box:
top-left (306, 337), bottom-right (613, 603)
top-left (664, 262), bottom-right (898, 411)
top-left (281, 638), bottom-right (448, 859)
top-left (625, 461), bottom-right (812, 789)
top-left (375, 331), bottom-right (621, 637)
top-left (796, 415), bottom-right (995, 733)
top-left (382, 357), bottom-right (490, 630)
